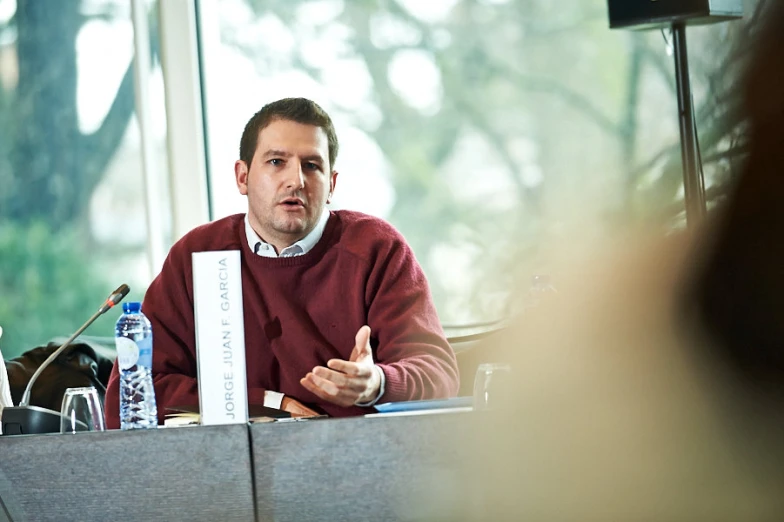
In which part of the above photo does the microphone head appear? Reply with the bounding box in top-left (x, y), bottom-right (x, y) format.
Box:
top-left (110, 284), bottom-right (131, 305)
top-left (98, 284), bottom-right (132, 315)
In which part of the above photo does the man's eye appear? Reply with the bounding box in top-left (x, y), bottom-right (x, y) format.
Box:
top-left (305, 162), bottom-right (320, 170)
top-left (269, 158), bottom-right (283, 166)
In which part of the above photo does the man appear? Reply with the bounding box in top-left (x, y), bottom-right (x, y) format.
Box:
top-left (105, 98), bottom-right (459, 427)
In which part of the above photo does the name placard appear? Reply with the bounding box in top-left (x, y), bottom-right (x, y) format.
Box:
top-left (192, 251), bottom-right (248, 425)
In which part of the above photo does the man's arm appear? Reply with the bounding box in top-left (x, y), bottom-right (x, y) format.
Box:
top-left (364, 229), bottom-right (459, 402)
top-left (301, 225), bottom-right (459, 407)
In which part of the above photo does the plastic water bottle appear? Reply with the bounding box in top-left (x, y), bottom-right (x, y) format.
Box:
top-left (115, 302), bottom-right (158, 429)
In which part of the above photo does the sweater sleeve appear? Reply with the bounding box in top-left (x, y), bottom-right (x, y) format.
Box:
top-left (104, 233), bottom-right (268, 429)
top-left (366, 228), bottom-right (459, 402)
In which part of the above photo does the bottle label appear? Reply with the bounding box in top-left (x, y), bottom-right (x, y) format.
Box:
top-left (115, 337), bottom-right (139, 370)
top-left (136, 335), bottom-right (153, 368)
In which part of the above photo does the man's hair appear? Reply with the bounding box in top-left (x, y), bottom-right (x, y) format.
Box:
top-left (239, 97), bottom-right (339, 170)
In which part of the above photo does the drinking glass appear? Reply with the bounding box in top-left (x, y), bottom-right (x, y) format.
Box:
top-left (60, 386), bottom-right (105, 433)
top-left (473, 363), bottom-right (512, 411)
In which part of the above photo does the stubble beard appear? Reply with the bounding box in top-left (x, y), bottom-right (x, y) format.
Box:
top-left (272, 214), bottom-right (308, 236)
top-left (268, 203), bottom-right (316, 242)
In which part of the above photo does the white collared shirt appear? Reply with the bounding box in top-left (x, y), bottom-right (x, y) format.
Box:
top-left (244, 210), bottom-right (330, 258)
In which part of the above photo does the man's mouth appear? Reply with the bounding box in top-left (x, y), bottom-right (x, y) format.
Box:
top-left (279, 197), bottom-right (305, 208)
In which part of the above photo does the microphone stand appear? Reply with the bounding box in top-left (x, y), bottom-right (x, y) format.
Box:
top-left (18, 309), bottom-right (103, 408)
top-left (1, 285), bottom-right (129, 436)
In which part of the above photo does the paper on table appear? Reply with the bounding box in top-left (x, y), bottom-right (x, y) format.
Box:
top-left (163, 404), bottom-right (291, 427)
top-left (163, 411), bottom-right (277, 427)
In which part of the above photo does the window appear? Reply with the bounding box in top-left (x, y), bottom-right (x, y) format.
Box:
top-left (196, 0), bottom-right (750, 327)
top-left (0, 0), bottom-right (170, 358)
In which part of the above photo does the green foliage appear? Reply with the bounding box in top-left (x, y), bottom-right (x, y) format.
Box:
top-left (0, 222), bottom-right (115, 359)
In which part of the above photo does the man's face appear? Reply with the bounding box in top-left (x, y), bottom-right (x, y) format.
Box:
top-left (235, 119), bottom-right (337, 251)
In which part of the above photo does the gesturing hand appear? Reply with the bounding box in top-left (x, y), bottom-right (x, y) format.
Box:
top-left (300, 325), bottom-right (382, 407)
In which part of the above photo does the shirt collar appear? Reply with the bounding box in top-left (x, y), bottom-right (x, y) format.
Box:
top-left (244, 210), bottom-right (329, 258)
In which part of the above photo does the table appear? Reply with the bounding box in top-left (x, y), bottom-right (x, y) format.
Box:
top-left (249, 412), bottom-right (471, 522)
top-left (0, 424), bottom-right (255, 522)
top-left (0, 411), bottom-right (475, 522)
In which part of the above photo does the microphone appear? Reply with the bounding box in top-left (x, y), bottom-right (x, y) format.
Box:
top-left (1, 284), bottom-right (130, 436)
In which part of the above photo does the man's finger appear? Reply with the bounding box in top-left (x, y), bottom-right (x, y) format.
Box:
top-left (300, 374), bottom-right (329, 400)
top-left (300, 374), bottom-right (355, 407)
top-left (314, 364), bottom-right (370, 395)
top-left (350, 325), bottom-right (372, 363)
top-left (326, 359), bottom-right (373, 378)
top-left (304, 371), bottom-right (341, 397)
top-left (313, 365), bottom-right (351, 386)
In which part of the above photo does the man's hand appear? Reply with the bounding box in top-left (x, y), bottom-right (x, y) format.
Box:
top-left (280, 396), bottom-right (320, 417)
top-left (300, 325), bottom-right (381, 407)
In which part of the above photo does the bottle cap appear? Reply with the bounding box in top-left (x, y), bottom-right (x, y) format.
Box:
top-left (122, 302), bottom-right (142, 313)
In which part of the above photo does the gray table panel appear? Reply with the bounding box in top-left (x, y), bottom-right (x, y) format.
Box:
top-left (0, 424), bottom-right (255, 522)
top-left (250, 413), bottom-right (473, 522)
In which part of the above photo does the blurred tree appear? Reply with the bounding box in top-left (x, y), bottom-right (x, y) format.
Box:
top-left (1, 0), bottom-right (151, 229)
top-left (0, 0), bottom-right (157, 358)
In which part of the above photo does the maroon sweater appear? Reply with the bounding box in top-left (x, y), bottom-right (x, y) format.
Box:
top-left (105, 211), bottom-right (459, 427)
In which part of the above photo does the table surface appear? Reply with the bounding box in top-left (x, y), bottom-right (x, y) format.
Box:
top-left (0, 423), bottom-right (255, 522)
top-left (0, 410), bottom-right (475, 522)
top-left (250, 411), bottom-right (472, 522)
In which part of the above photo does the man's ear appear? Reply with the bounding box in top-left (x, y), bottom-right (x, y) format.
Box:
top-left (235, 160), bottom-right (249, 195)
top-left (327, 170), bottom-right (338, 203)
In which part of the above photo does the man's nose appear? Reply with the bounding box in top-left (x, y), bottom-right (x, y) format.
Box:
top-left (284, 163), bottom-right (305, 190)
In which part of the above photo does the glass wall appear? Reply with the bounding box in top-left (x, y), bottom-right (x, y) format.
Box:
top-left (0, 0), bottom-right (170, 358)
top-left (198, 0), bottom-right (752, 328)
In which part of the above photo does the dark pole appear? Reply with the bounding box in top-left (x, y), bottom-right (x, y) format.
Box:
top-left (672, 22), bottom-right (706, 226)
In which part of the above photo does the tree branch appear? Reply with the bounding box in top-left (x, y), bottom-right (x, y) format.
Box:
top-left (80, 7), bottom-right (161, 197)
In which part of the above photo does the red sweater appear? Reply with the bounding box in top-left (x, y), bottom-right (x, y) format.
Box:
top-left (105, 211), bottom-right (459, 427)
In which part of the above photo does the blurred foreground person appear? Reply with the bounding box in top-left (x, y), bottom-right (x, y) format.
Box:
top-left (449, 3), bottom-right (784, 519)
